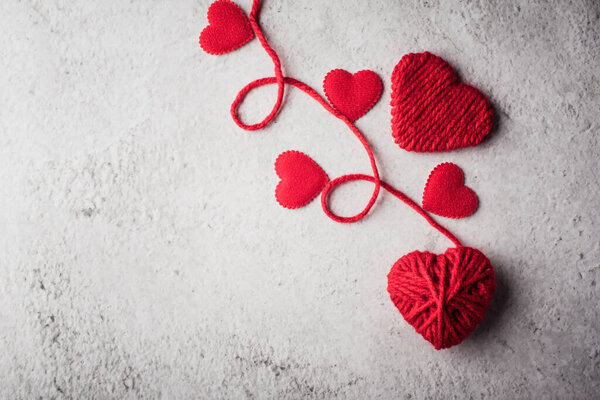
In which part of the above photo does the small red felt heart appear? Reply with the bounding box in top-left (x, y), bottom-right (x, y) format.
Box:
top-left (422, 163), bottom-right (478, 219)
top-left (391, 52), bottom-right (493, 152)
top-left (387, 246), bottom-right (496, 350)
top-left (323, 69), bottom-right (383, 122)
top-left (275, 151), bottom-right (329, 209)
top-left (199, 0), bottom-right (254, 55)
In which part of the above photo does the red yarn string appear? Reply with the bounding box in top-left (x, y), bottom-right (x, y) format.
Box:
top-left (229, 0), bottom-right (463, 248)
top-left (230, 0), bottom-right (285, 130)
top-left (322, 174), bottom-right (462, 247)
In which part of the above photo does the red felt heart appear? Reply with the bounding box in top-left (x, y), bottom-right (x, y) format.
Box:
top-left (387, 246), bottom-right (496, 349)
top-left (391, 52), bottom-right (493, 152)
top-left (274, 151), bottom-right (329, 209)
top-left (199, 0), bottom-right (254, 55)
top-left (323, 69), bottom-right (383, 122)
top-left (422, 163), bottom-right (478, 219)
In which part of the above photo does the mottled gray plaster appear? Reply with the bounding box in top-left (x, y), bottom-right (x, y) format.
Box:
top-left (1, 0), bottom-right (599, 398)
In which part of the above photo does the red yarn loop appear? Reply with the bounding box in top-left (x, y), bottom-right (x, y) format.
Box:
top-left (321, 174), bottom-right (462, 247)
top-left (229, 0), bottom-right (285, 130)
top-left (228, 0), bottom-right (464, 248)
top-left (320, 174), bottom-right (381, 223)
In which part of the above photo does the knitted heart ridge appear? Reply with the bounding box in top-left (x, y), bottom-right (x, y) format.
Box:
top-left (274, 151), bottom-right (329, 210)
top-left (390, 52), bottom-right (493, 152)
top-left (422, 162), bottom-right (478, 219)
top-left (387, 246), bottom-right (496, 350)
top-left (199, 0), bottom-right (254, 55)
top-left (323, 69), bottom-right (383, 122)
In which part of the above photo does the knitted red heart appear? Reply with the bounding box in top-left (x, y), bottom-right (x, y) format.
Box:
top-left (275, 151), bottom-right (329, 209)
top-left (199, 0), bottom-right (254, 55)
top-left (387, 246), bottom-right (496, 350)
top-left (391, 52), bottom-right (493, 152)
top-left (323, 69), bottom-right (383, 122)
top-left (422, 163), bottom-right (478, 219)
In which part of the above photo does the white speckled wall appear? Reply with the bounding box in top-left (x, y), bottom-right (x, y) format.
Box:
top-left (1, 0), bottom-right (599, 398)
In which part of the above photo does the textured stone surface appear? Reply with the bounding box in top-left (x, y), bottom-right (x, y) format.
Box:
top-left (1, 0), bottom-right (599, 398)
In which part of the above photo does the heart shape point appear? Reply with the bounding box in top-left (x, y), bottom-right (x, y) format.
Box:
top-left (387, 246), bottom-right (496, 350)
top-left (323, 69), bottom-right (383, 122)
top-left (199, 0), bottom-right (254, 55)
top-left (391, 52), bottom-right (493, 152)
top-left (275, 151), bottom-right (329, 209)
top-left (422, 163), bottom-right (478, 219)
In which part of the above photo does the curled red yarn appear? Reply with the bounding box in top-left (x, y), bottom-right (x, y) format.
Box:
top-left (226, 0), bottom-right (455, 234)
top-left (202, 0), bottom-right (497, 349)
top-left (229, 0), bottom-right (285, 131)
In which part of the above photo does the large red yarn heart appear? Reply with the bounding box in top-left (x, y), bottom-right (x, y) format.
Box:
top-left (391, 52), bottom-right (493, 152)
top-left (323, 69), bottom-right (383, 122)
top-left (422, 163), bottom-right (478, 219)
top-left (387, 246), bottom-right (496, 350)
top-left (199, 0), bottom-right (254, 55)
top-left (274, 151), bottom-right (329, 209)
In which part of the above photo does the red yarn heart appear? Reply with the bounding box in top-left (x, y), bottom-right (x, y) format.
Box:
top-left (323, 69), bottom-right (383, 122)
top-left (387, 246), bottom-right (496, 350)
top-left (275, 151), bottom-right (329, 209)
top-left (199, 0), bottom-right (254, 55)
top-left (422, 163), bottom-right (478, 219)
top-left (391, 52), bottom-right (493, 152)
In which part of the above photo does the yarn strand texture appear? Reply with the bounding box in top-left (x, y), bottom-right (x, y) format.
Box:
top-left (387, 247), bottom-right (496, 349)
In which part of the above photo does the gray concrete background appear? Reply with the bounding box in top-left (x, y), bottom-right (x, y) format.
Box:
top-left (1, 0), bottom-right (599, 398)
